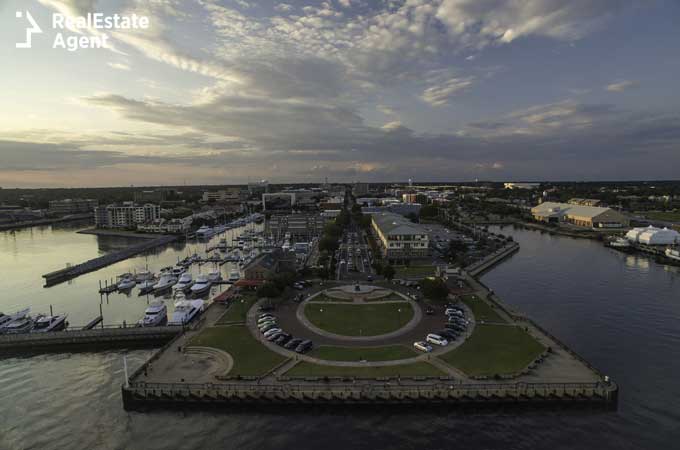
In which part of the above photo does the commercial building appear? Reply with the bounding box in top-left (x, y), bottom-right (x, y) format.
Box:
top-left (353, 182), bottom-right (370, 196)
top-left (48, 198), bottom-right (97, 215)
top-left (370, 212), bottom-right (429, 263)
top-left (202, 188), bottom-right (241, 203)
top-left (568, 198), bottom-right (602, 207)
top-left (362, 202), bottom-right (422, 217)
top-left (262, 193), bottom-right (295, 212)
top-left (137, 218), bottom-right (191, 234)
top-left (504, 182), bottom-right (540, 190)
top-left (531, 202), bottom-right (629, 228)
top-left (94, 202), bottom-right (161, 229)
top-left (266, 213), bottom-right (329, 242)
top-left (626, 226), bottom-right (680, 245)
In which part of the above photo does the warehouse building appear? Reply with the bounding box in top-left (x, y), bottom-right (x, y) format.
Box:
top-left (626, 226), bottom-right (680, 245)
top-left (370, 212), bottom-right (429, 263)
top-left (531, 202), bottom-right (630, 228)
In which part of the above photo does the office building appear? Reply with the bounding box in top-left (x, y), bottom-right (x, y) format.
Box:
top-left (370, 212), bottom-right (429, 263)
top-left (48, 198), bottom-right (97, 215)
top-left (531, 202), bottom-right (629, 228)
top-left (94, 202), bottom-right (161, 229)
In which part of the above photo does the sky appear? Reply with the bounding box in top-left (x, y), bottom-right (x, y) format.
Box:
top-left (1, 0), bottom-right (679, 187)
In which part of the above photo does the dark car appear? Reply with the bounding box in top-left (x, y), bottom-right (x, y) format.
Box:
top-left (258, 304), bottom-right (275, 312)
top-left (275, 333), bottom-right (292, 345)
top-left (295, 339), bottom-right (313, 353)
top-left (425, 306), bottom-right (435, 315)
top-left (260, 323), bottom-right (278, 333)
top-left (284, 338), bottom-right (303, 350)
top-left (438, 330), bottom-right (457, 340)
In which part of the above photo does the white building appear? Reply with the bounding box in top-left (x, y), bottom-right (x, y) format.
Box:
top-left (94, 202), bottom-right (161, 229)
top-left (504, 182), bottom-right (540, 190)
top-left (370, 212), bottom-right (429, 263)
top-left (626, 226), bottom-right (680, 245)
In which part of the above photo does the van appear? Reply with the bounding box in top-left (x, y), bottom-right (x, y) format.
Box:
top-left (426, 334), bottom-right (448, 346)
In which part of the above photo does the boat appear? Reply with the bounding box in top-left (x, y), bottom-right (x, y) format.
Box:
top-left (0, 308), bottom-right (30, 332)
top-left (196, 226), bottom-right (215, 239)
top-left (227, 270), bottom-right (240, 283)
top-left (171, 266), bottom-right (186, 277)
top-left (31, 314), bottom-right (68, 333)
top-left (3, 316), bottom-right (34, 334)
top-left (138, 279), bottom-right (157, 295)
top-left (138, 300), bottom-right (168, 327)
top-left (665, 247), bottom-right (680, 262)
top-left (134, 270), bottom-right (154, 282)
top-left (169, 299), bottom-right (204, 325)
top-left (153, 273), bottom-right (178, 292)
top-left (173, 272), bottom-right (193, 292)
top-left (117, 276), bottom-right (136, 291)
top-left (208, 271), bottom-right (222, 283)
top-left (190, 275), bottom-right (212, 297)
top-left (608, 237), bottom-right (632, 250)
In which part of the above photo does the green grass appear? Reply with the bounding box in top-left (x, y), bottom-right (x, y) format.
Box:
top-left (285, 361), bottom-right (444, 378)
top-left (394, 265), bottom-right (435, 278)
top-left (215, 293), bottom-right (258, 324)
top-left (643, 211), bottom-right (680, 223)
top-left (439, 324), bottom-right (546, 377)
top-left (461, 294), bottom-right (507, 323)
top-left (310, 345), bottom-right (417, 362)
top-left (304, 302), bottom-right (413, 336)
top-left (308, 294), bottom-right (354, 303)
top-left (189, 325), bottom-right (287, 376)
top-left (363, 293), bottom-right (406, 302)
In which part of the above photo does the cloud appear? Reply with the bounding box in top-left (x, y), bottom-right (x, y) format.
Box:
top-left (274, 3), bottom-right (293, 12)
top-left (606, 80), bottom-right (640, 92)
top-left (107, 62), bottom-right (131, 71)
top-left (421, 76), bottom-right (475, 106)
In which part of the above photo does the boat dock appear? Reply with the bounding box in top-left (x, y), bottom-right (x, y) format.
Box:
top-left (42, 235), bottom-right (179, 287)
top-left (0, 326), bottom-right (182, 356)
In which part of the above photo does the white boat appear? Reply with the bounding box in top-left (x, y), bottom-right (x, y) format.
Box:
top-left (171, 266), bottom-right (186, 277)
top-left (0, 308), bottom-right (30, 332)
top-left (153, 273), bottom-right (178, 292)
top-left (3, 316), bottom-right (34, 334)
top-left (227, 270), bottom-right (240, 283)
top-left (138, 300), bottom-right (168, 327)
top-left (173, 273), bottom-right (193, 292)
top-left (609, 237), bottom-right (631, 249)
top-left (169, 299), bottom-right (204, 325)
top-left (117, 277), bottom-right (136, 291)
top-left (31, 314), bottom-right (68, 333)
top-left (665, 247), bottom-right (680, 261)
top-left (134, 270), bottom-right (154, 282)
top-left (190, 275), bottom-right (212, 296)
top-left (138, 279), bottom-right (157, 295)
top-left (196, 226), bottom-right (215, 239)
top-left (208, 271), bottom-right (222, 283)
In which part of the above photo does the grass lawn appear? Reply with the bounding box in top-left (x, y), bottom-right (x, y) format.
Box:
top-left (309, 294), bottom-right (354, 302)
top-left (215, 293), bottom-right (258, 324)
top-left (439, 324), bottom-right (545, 377)
top-left (643, 211), bottom-right (680, 223)
top-left (461, 294), bottom-right (507, 323)
top-left (363, 293), bottom-right (406, 302)
top-left (310, 345), bottom-right (417, 362)
top-left (189, 325), bottom-right (287, 376)
top-left (304, 302), bottom-right (413, 336)
top-left (394, 265), bottom-right (435, 278)
top-left (285, 361), bottom-right (444, 378)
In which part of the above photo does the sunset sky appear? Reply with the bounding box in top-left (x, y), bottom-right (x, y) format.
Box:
top-left (1, 0), bottom-right (679, 187)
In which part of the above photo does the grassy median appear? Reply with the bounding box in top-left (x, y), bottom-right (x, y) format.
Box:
top-left (304, 302), bottom-right (413, 336)
top-left (310, 345), bottom-right (417, 362)
top-left (215, 293), bottom-right (258, 324)
top-left (189, 325), bottom-right (286, 376)
top-left (461, 294), bottom-right (507, 323)
top-left (285, 361), bottom-right (444, 378)
top-left (439, 324), bottom-right (545, 377)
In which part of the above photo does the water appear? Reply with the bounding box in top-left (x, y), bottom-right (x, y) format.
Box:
top-left (0, 221), bottom-right (260, 326)
top-left (1, 224), bottom-right (680, 449)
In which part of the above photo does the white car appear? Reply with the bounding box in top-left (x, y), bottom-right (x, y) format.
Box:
top-left (413, 341), bottom-right (433, 353)
top-left (258, 317), bottom-right (275, 325)
top-left (426, 334), bottom-right (448, 346)
top-left (263, 328), bottom-right (282, 338)
top-left (445, 308), bottom-right (463, 317)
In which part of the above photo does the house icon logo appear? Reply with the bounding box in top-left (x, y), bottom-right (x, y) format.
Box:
top-left (16, 11), bottom-right (43, 49)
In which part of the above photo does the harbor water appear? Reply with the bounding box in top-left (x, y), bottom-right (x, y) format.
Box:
top-left (2, 224), bottom-right (680, 449)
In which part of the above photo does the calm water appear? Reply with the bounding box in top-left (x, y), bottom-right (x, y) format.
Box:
top-left (2, 224), bottom-right (680, 449)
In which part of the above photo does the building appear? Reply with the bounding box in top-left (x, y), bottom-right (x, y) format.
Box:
top-left (262, 193), bottom-right (295, 212)
top-left (94, 202), bottom-right (161, 229)
top-left (248, 180), bottom-right (269, 196)
top-left (531, 202), bottom-right (629, 228)
top-left (266, 213), bottom-right (329, 242)
top-left (568, 198), bottom-right (602, 207)
top-left (319, 196), bottom-right (344, 210)
top-left (504, 182), bottom-right (540, 190)
top-left (370, 212), bottom-right (429, 263)
top-left (626, 226), bottom-right (680, 245)
top-left (137, 218), bottom-right (191, 234)
top-left (202, 188), bottom-right (241, 203)
top-left (353, 182), bottom-right (370, 196)
top-left (402, 193), bottom-right (418, 204)
top-left (48, 198), bottom-right (97, 215)
top-left (134, 190), bottom-right (167, 204)
top-left (361, 202), bottom-right (422, 217)
top-left (240, 250), bottom-right (296, 285)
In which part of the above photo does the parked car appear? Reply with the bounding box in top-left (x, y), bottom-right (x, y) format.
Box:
top-left (292, 282), bottom-right (304, 290)
top-left (260, 323), bottom-right (278, 333)
top-left (263, 328), bottom-right (282, 338)
top-left (413, 341), bottom-right (433, 352)
top-left (295, 340), bottom-right (313, 353)
top-left (438, 330), bottom-right (457, 340)
top-left (267, 331), bottom-right (285, 341)
top-left (258, 304), bottom-right (275, 312)
top-left (284, 338), bottom-right (303, 350)
top-left (258, 320), bottom-right (276, 329)
top-left (275, 333), bottom-right (292, 345)
top-left (425, 306), bottom-right (435, 315)
top-left (426, 333), bottom-right (448, 346)
top-left (257, 316), bottom-right (275, 324)
top-left (367, 275), bottom-right (373, 282)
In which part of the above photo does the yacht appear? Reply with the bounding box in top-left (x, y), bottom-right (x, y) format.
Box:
top-left (138, 300), bottom-right (168, 327)
top-left (173, 272), bottom-right (193, 292)
top-left (117, 276), bottom-right (136, 291)
top-left (609, 237), bottom-right (632, 249)
top-left (153, 273), bottom-right (178, 292)
top-left (190, 275), bottom-right (212, 297)
top-left (208, 271), bottom-right (223, 283)
top-left (227, 270), bottom-right (240, 283)
top-left (0, 308), bottom-right (30, 331)
top-left (31, 314), bottom-right (68, 333)
top-left (171, 266), bottom-right (186, 277)
top-left (665, 247), bottom-right (680, 262)
top-left (134, 270), bottom-right (154, 282)
top-left (138, 278), bottom-right (157, 296)
top-left (169, 299), bottom-right (204, 325)
top-left (3, 316), bottom-right (34, 334)
top-left (196, 226), bottom-right (215, 239)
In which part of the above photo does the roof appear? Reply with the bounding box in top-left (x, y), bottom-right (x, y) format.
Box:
top-left (243, 253), bottom-right (278, 272)
top-left (531, 202), bottom-right (613, 219)
top-left (371, 212), bottom-right (424, 236)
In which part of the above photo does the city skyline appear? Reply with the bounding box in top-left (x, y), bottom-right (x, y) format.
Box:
top-left (2, 0), bottom-right (680, 187)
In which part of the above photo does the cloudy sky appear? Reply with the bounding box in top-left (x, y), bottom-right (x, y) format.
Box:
top-left (1, 0), bottom-right (679, 187)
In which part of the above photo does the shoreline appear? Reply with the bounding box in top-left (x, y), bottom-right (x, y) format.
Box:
top-left (77, 228), bottom-right (169, 239)
top-left (0, 213), bottom-right (92, 231)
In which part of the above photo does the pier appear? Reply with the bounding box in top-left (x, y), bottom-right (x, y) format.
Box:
top-left (42, 235), bottom-right (179, 287)
top-left (0, 326), bottom-right (182, 356)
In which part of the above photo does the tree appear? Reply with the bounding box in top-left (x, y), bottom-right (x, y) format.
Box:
top-left (257, 282), bottom-right (280, 298)
top-left (382, 264), bottom-right (395, 281)
top-left (372, 261), bottom-right (383, 275)
top-left (419, 205), bottom-right (439, 218)
top-left (319, 236), bottom-right (339, 253)
top-left (406, 212), bottom-right (419, 223)
top-left (316, 267), bottom-right (329, 281)
top-left (421, 278), bottom-right (449, 302)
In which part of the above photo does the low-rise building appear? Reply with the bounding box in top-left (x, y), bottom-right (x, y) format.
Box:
top-left (137, 218), bottom-right (191, 234)
top-left (626, 226), bottom-right (680, 245)
top-left (531, 202), bottom-right (629, 228)
top-left (568, 198), bottom-right (602, 207)
top-left (370, 212), bottom-right (429, 263)
top-left (266, 213), bottom-right (329, 242)
top-left (202, 188), bottom-right (241, 203)
top-left (48, 198), bottom-right (97, 215)
top-left (504, 182), bottom-right (541, 190)
top-left (94, 202), bottom-right (161, 229)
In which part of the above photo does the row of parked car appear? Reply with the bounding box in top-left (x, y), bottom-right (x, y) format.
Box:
top-left (413, 304), bottom-right (470, 353)
top-left (257, 313), bottom-right (313, 354)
